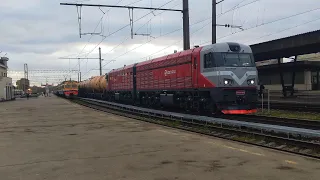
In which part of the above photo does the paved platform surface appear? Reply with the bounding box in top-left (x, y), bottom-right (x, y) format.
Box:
top-left (0, 96), bottom-right (319, 180)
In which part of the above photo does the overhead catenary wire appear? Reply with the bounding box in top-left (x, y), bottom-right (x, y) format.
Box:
top-left (74, 1), bottom-right (320, 81)
top-left (78, 0), bottom-right (179, 78)
top-left (103, 2), bottom-right (182, 57)
top-left (81, 0), bottom-right (177, 59)
top-left (80, 0), bottom-right (144, 53)
top-left (59, 0), bottom-right (126, 72)
top-left (67, 0), bottom-right (126, 59)
top-left (103, 0), bottom-right (264, 61)
top-left (81, 14), bottom-right (214, 78)
top-left (137, 21), bottom-right (212, 61)
top-left (198, 6), bottom-right (320, 46)
top-left (81, 0), bottom-right (263, 78)
top-left (103, 5), bottom-right (320, 69)
top-left (244, 17), bottom-right (320, 44)
top-left (218, 0), bottom-right (261, 18)
top-left (70, 0), bottom-right (176, 64)
top-left (66, 0), bottom-right (145, 73)
top-left (73, 0), bottom-right (253, 77)
top-left (82, 17), bottom-right (214, 78)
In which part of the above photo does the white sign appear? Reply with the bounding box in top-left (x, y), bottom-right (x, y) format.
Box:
top-left (164, 70), bottom-right (176, 76)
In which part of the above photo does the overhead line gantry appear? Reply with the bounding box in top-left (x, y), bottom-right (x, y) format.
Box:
top-left (60, 1), bottom-right (191, 50)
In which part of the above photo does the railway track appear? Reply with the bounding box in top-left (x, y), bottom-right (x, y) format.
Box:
top-left (70, 97), bottom-right (320, 159)
top-left (127, 102), bottom-right (320, 130)
top-left (220, 114), bottom-right (320, 130)
top-left (258, 102), bottom-right (320, 113)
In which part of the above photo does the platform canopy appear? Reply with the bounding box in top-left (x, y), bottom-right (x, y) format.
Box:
top-left (251, 30), bottom-right (320, 62)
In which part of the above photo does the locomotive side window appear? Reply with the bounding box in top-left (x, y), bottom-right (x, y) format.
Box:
top-left (204, 52), bottom-right (215, 68)
top-left (204, 54), bottom-right (208, 68)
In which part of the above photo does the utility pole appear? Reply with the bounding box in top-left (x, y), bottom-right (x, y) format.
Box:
top-left (212, 0), bottom-right (216, 44)
top-left (182, 0), bottom-right (190, 50)
top-left (78, 59), bottom-right (80, 82)
top-left (59, 48), bottom-right (103, 82)
top-left (60, 1), bottom-right (190, 50)
top-left (212, 0), bottom-right (243, 44)
top-left (99, 47), bottom-right (102, 76)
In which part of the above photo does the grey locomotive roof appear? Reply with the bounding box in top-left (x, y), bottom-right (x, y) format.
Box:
top-left (201, 42), bottom-right (252, 53)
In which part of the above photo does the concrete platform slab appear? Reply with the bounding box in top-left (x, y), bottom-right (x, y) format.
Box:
top-left (0, 96), bottom-right (319, 180)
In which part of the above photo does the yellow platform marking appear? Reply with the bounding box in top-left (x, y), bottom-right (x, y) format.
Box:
top-left (157, 128), bottom-right (265, 157)
top-left (157, 129), bottom-right (179, 135)
top-left (207, 142), bottom-right (265, 157)
top-left (285, 160), bottom-right (298, 165)
top-left (155, 123), bottom-right (302, 165)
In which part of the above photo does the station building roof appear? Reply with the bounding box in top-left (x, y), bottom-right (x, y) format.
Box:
top-left (257, 60), bottom-right (320, 73)
top-left (251, 30), bottom-right (320, 62)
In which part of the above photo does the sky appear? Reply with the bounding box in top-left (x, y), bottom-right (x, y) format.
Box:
top-left (1, 0), bottom-right (320, 86)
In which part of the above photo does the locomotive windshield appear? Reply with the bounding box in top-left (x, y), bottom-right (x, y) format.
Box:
top-left (204, 52), bottom-right (255, 68)
top-left (222, 53), bottom-right (254, 67)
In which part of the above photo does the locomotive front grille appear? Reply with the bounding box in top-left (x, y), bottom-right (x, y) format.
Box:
top-left (236, 96), bottom-right (246, 104)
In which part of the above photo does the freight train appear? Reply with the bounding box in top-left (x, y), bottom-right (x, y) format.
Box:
top-left (78, 42), bottom-right (258, 114)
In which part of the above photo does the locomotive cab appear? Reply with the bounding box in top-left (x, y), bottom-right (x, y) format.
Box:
top-left (200, 42), bottom-right (258, 114)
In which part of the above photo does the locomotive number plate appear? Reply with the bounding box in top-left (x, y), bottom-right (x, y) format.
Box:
top-left (236, 90), bottom-right (245, 96)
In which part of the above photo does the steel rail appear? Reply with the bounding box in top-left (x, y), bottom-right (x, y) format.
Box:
top-left (220, 114), bottom-right (320, 130)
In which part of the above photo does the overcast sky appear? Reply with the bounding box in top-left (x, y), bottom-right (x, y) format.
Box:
top-left (1, 0), bottom-right (319, 86)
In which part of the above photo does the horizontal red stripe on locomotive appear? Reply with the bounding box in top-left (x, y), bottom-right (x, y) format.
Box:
top-left (137, 78), bottom-right (192, 82)
top-left (137, 81), bottom-right (193, 84)
top-left (221, 109), bottom-right (257, 114)
top-left (221, 87), bottom-right (257, 90)
top-left (137, 83), bottom-right (192, 86)
top-left (64, 91), bottom-right (78, 95)
top-left (137, 86), bottom-right (193, 90)
top-left (136, 79), bottom-right (192, 82)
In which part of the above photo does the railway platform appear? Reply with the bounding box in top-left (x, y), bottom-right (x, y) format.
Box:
top-left (259, 90), bottom-right (320, 105)
top-left (258, 93), bottom-right (320, 110)
top-left (259, 97), bottom-right (320, 105)
top-left (0, 96), bottom-right (319, 180)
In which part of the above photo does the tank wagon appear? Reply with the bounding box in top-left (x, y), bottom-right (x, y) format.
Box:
top-left (78, 75), bottom-right (107, 99)
top-left (79, 42), bottom-right (258, 114)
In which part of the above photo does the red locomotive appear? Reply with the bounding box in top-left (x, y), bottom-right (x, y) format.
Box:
top-left (79, 42), bottom-right (258, 114)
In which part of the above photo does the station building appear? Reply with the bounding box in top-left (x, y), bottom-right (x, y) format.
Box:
top-left (0, 57), bottom-right (14, 101)
top-left (256, 53), bottom-right (320, 91)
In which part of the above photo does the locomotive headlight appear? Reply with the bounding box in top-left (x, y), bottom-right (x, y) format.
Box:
top-left (223, 79), bottom-right (233, 85)
top-left (247, 79), bottom-right (255, 85)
